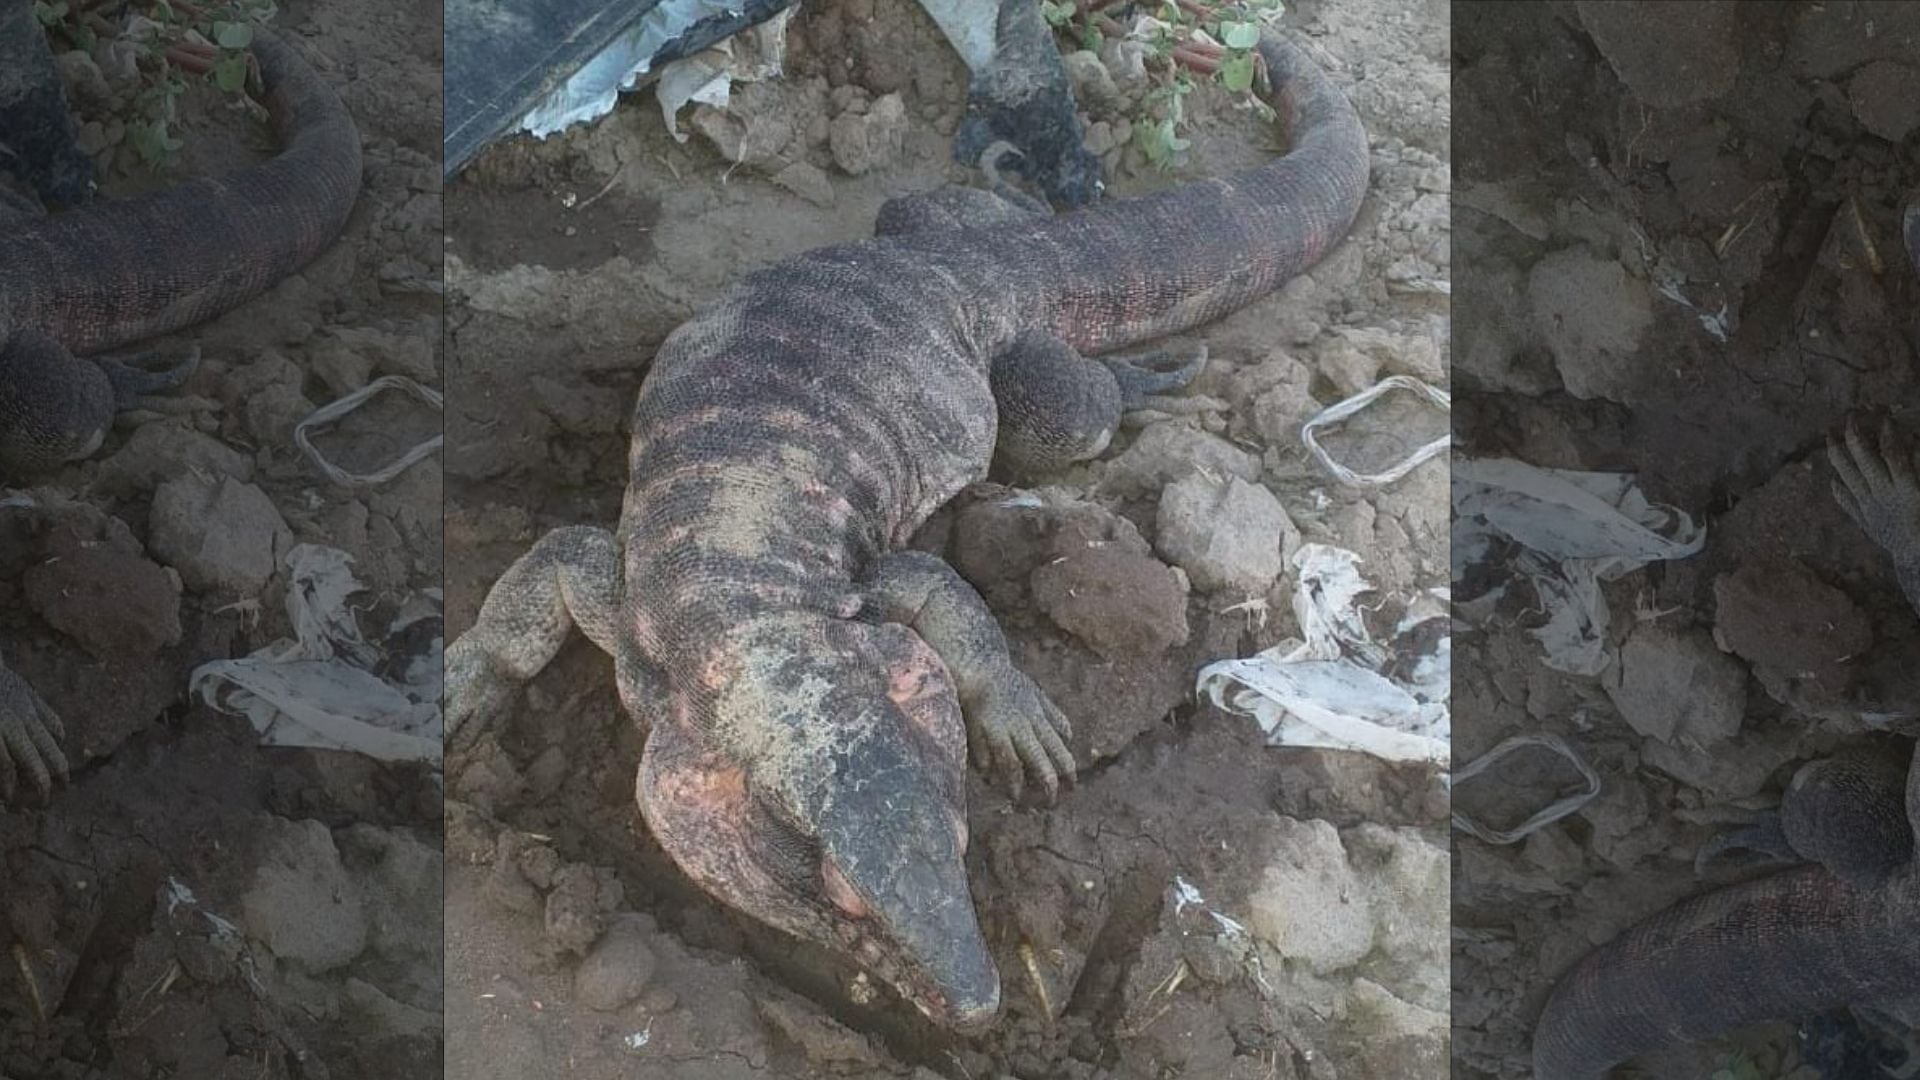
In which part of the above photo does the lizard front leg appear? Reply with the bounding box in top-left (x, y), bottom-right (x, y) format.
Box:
top-left (1828, 414), bottom-right (1920, 619)
top-left (445, 525), bottom-right (628, 747)
top-left (0, 654), bottom-right (68, 802)
top-left (862, 550), bottom-right (1076, 801)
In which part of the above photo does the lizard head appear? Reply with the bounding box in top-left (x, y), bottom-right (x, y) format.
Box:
top-left (638, 617), bottom-right (1000, 1030)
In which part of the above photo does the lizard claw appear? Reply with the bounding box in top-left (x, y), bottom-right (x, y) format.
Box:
top-left (1827, 414), bottom-right (1920, 554)
top-left (967, 669), bottom-right (1076, 804)
top-left (443, 636), bottom-right (519, 752)
top-left (0, 660), bottom-right (69, 803)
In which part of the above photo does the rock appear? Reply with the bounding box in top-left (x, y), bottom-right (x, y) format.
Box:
top-left (148, 474), bottom-right (292, 597)
top-left (771, 160), bottom-right (835, 206)
top-left (23, 544), bottom-right (181, 659)
top-left (1097, 423), bottom-right (1262, 498)
top-left (1030, 540), bottom-right (1189, 659)
top-left (1082, 119), bottom-right (1116, 157)
top-left (90, 37), bottom-right (140, 85)
top-left (308, 335), bottom-right (375, 398)
top-left (948, 484), bottom-right (1154, 606)
top-left (1602, 624), bottom-right (1746, 746)
top-left (243, 381), bottom-right (316, 446)
top-left (755, 993), bottom-right (880, 1067)
top-left (1330, 326), bottom-right (1447, 384)
top-left (241, 816), bottom-right (368, 973)
top-left (1062, 50), bottom-right (1125, 114)
top-left (1527, 245), bottom-right (1654, 402)
top-left (1337, 978), bottom-right (1449, 1077)
top-left (1575, 1), bottom-right (1739, 109)
top-left (544, 863), bottom-right (614, 957)
top-left (573, 915), bottom-right (659, 1011)
top-left (73, 120), bottom-right (108, 157)
top-left (1313, 336), bottom-right (1382, 398)
top-left (97, 424), bottom-right (254, 495)
top-left (1099, 39), bottom-right (1152, 99)
top-left (689, 95), bottom-right (792, 168)
top-left (1248, 817), bottom-right (1374, 973)
top-left (828, 92), bottom-right (908, 175)
top-left (1348, 824), bottom-right (1449, 1006)
top-left (338, 825), bottom-right (442, 963)
top-left (1847, 61), bottom-right (1920, 143)
top-left (1154, 473), bottom-right (1296, 595)
top-left (53, 49), bottom-right (112, 111)
top-left (482, 832), bottom-right (542, 916)
top-left (342, 978), bottom-right (439, 1039)
top-left (219, 351), bottom-right (308, 441)
top-left (1639, 725), bottom-right (1803, 801)
top-left (334, 322), bottom-right (438, 383)
top-left (1712, 560), bottom-right (1871, 695)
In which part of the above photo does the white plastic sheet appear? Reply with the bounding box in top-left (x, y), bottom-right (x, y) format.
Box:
top-left (1301, 375), bottom-right (1451, 488)
top-left (1452, 457), bottom-right (1705, 676)
top-left (190, 545), bottom-right (441, 764)
top-left (294, 376), bottom-right (443, 489)
top-left (1196, 544), bottom-right (1449, 764)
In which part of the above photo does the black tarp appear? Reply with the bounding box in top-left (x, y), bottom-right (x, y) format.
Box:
top-left (443, 0), bottom-right (801, 178)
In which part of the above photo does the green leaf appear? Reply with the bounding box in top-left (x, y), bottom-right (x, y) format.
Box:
top-left (212, 52), bottom-right (249, 92)
top-left (1220, 20), bottom-right (1259, 49)
top-left (32, 0), bottom-right (69, 27)
top-left (1080, 24), bottom-right (1104, 52)
top-left (212, 20), bottom-right (253, 48)
top-left (133, 119), bottom-right (183, 165)
top-left (1218, 51), bottom-right (1255, 92)
top-left (1040, 0), bottom-right (1074, 27)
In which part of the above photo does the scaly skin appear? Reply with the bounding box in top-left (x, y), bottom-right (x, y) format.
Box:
top-left (0, 24), bottom-right (361, 802)
top-left (1533, 417), bottom-right (1920, 1077)
top-left (0, 25), bottom-right (362, 473)
top-left (447, 33), bottom-right (1368, 1028)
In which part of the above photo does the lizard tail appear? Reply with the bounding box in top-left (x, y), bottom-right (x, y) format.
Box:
top-left (0, 28), bottom-right (362, 356)
top-left (1531, 864), bottom-right (1920, 1080)
top-left (978, 32), bottom-right (1370, 356)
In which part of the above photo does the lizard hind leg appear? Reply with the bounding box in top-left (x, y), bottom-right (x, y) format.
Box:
top-left (96, 347), bottom-right (201, 408)
top-left (988, 330), bottom-right (1126, 478)
top-left (1101, 344), bottom-right (1209, 408)
top-left (0, 328), bottom-right (116, 474)
top-left (446, 525), bottom-right (626, 748)
top-left (1780, 750), bottom-right (1916, 888)
top-left (874, 180), bottom-right (1046, 236)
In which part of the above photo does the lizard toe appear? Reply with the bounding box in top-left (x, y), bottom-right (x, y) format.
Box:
top-left (444, 637), bottom-right (517, 750)
top-left (0, 662), bottom-right (66, 801)
top-left (970, 671), bottom-right (1079, 803)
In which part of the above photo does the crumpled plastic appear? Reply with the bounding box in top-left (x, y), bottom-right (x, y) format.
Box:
top-left (1452, 457), bottom-right (1705, 676)
top-left (1196, 544), bottom-right (1449, 764)
top-left (518, 2), bottom-right (791, 141)
top-left (189, 544), bottom-right (441, 764)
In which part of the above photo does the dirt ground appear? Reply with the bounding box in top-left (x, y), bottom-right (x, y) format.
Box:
top-left (1, 3), bottom-right (444, 1078)
top-left (442, 0), bottom-right (1449, 1076)
top-left (1451, 2), bottom-right (1920, 1077)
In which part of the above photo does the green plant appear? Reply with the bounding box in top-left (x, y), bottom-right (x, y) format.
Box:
top-left (1708, 1053), bottom-right (1767, 1080)
top-left (1042, 0), bottom-right (1285, 170)
top-left (37, 0), bottom-right (278, 170)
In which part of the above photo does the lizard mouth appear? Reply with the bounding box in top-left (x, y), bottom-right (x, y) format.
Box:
top-left (841, 927), bottom-right (1001, 1032)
